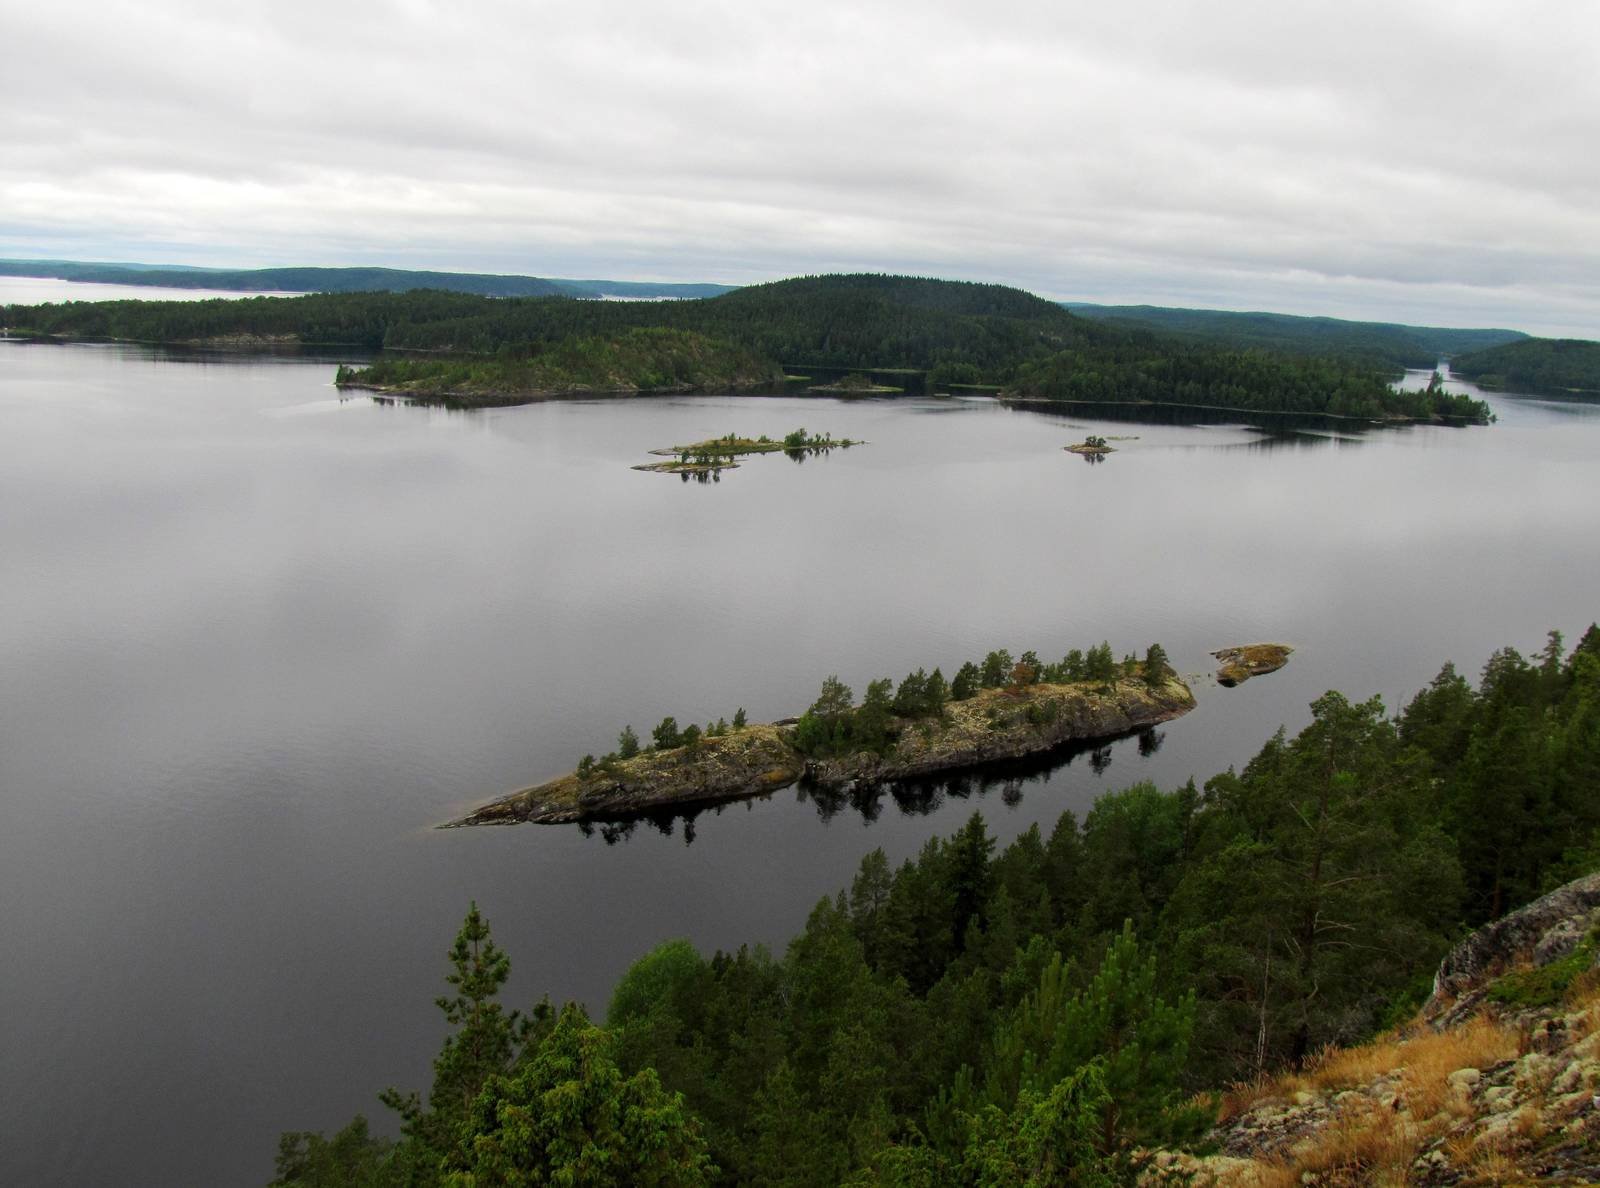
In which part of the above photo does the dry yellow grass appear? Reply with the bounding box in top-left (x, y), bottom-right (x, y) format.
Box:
top-left (1212, 1014), bottom-right (1521, 1184)
top-left (1281, 1099), bottom-right (1417, 1184)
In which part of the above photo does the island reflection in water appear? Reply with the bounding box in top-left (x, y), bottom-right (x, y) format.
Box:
top-left (576, 726), bottom-right (1165, 846)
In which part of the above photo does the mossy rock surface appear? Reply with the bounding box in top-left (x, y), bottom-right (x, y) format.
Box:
top-left (1212, 643), bottom-right (1294, 687)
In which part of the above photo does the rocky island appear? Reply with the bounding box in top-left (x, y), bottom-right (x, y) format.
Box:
top-left (1212, 643), bottom-right (1293, 686)
top-left (451, 655), bottom-right (1194, 826)
top-left (1065, 434), bottom-right (1116, 456)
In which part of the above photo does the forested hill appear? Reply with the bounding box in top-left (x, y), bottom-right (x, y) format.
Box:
top-left (1064, 303), bottom-right (1525, 371)
top-left (0, 274), bottom-right (1107, 379)
top-left (270, 626), bottom-right (1600, 1185)
top-left (0, 258), bottom-right (734, 300)
top-left (2, 274), bottom-right (1491, 421)
top-left (1450, 336), bottom-right (1600, 395)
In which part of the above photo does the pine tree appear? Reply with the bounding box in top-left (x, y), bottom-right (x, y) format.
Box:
top-left (1141, 643), bottom-right (1170, 686)
top-left (380, 903), bottom-right (540, 1167)
top-left (951, 662), bottom-right (981, 701)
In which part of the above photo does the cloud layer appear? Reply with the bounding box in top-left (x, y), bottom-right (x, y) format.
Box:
top-left (5, 0), bottom-right (1598, 334)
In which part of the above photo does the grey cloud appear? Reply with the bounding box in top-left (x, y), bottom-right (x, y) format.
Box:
top-left (3, 0), bottom-right (1597, 335)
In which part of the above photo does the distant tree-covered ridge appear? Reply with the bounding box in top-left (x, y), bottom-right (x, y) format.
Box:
top-left (3, 273), bottom-right (1490, 421)
top-left (1065, 302), bottom-right (1525, 371)
top-left (0, 257), bottom-right (735, 299)
top-left (271, 625), bottom-right (1600, 1185)
top-left (1450, 336), bottom-right (1600, 395)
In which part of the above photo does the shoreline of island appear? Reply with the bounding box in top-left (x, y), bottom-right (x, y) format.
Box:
top-left (448, 672), bottom-right (1196, 827)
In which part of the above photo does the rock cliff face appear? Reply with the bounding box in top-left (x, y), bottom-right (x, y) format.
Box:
top-left (451, 676), bottom-right (1195, 827)
top-left (1166, 872), bottom-right (1600, 1186)
top-left (1425, 871), bottom-right (1600, 1028)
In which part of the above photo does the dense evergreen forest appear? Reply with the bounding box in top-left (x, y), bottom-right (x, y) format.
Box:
top-left (273, 628), bottom-right (1600, 1186)
top-left (1450, 336), bottom-right (1600, 395)
top-left (1, 275), bottom-right (1492, 421)
top-left (1065, 304), bottom-right (1524, 372)
top-left (0, 258), bottom-right (734, 299)
top-left (338, 329), bottom-right (782, 401)
top-left (1008, 346), bottom-right (1490, 422)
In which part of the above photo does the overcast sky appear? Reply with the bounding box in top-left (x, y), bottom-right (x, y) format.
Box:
top-left (4, 0), bottom-right (1597, 335)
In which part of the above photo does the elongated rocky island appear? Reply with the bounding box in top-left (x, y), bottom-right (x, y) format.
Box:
top-left (450, 668), bottom-right (1195, 826)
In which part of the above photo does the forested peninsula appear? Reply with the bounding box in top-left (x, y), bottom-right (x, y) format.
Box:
top-left (2, 274), bottom-right (1493, 422)
top-left (273, 626), bottom-right (1600, 1186)
top-left (457, 645), bottom-right (1193, 826)
top-left (1450, 336), bottom-right (1600, 396)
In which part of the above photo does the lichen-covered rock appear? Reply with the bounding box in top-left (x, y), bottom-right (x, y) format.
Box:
top-left (1423, 872), bottom-right (1600, 1026)
top-left (455, 725), bottom-right (804, 825)
top-left (1212, 643), bottom-right (1293, 686)
top-left (803, 676), bottom-right (1195, 788)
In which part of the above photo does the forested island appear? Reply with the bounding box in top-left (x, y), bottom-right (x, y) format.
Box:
top-left (273, 626), bottom-right (1600, 1185)
top-left (457, 643), bottom-right (1191, 825)
top-left (334, 329), bottom-right (781, 404)
top-left (1450, 336), bottom-right (1600, 395)
top-left (2, 274), bottom-right (1493, 423)
top-left (806, 373), bottom-right (904, 394)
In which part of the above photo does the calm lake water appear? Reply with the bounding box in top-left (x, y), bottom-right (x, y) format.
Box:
top-left (2, 327), bottom-right (1598, 1185)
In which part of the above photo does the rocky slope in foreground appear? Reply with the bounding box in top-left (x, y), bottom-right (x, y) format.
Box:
top-left (1166, 872), bottom-right (1600, 1186)
top-left (450, 675), bottom-right (1195, 826)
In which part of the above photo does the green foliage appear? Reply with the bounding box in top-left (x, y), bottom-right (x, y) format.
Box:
top-left (1010, 338), bottom-right (1492, 422)
top-left (446, 1005), bottom-right (716, 1186)
top-left (732, 707), bottom-right (747, 729)
top-left (652, 717), bottom-right (683, 751)
top-left (270, 1116), bottom-right (394, 1188)
top-left (956, 1062), bottom-right (1118, 1187)
top-left (348, 327), bottom-right (781, 400)
top-left (980, 651), bottom-right (1013, 689)
top-left (5, 272), bottom-right (1506, 423)
top-left (951, 663), bottom-right (981, 701)
top-left (608, 940), bottom-right (707, 1030)
top-left (1084, 643), bottom-right (1118, 685)
top-left (1142, 644), bottom-right (1171, 686)
top-left (618, 726), bottom-right (641, 760)
top-left (278, 627), bottom-right (1600, 1187)
top-left (374, 903), bottom-right (545, 1178)
top-left (1452, 336), bottom-right (1600, 395)
top-left (1486, 934), bottom-right (1597, 1009)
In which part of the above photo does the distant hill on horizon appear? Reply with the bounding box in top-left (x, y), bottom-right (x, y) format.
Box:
top-left (1064, 301), bottom-right (1527, 371)
top-left (1, 272), bottom-right (1492, 423)
top-left (0, 258), bottom-right (736, 301)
